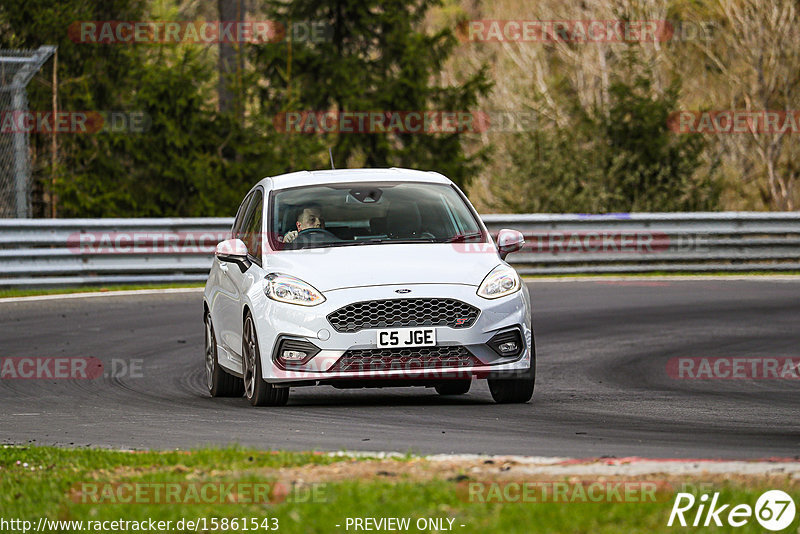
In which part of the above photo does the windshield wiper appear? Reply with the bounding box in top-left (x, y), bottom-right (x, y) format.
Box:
top-left (304, 239), bottom-right (391, 248)
top-left (338, 237), bottom-right (439, 246)
top-left (443, 231), bottom-right (483, 243)
top-left (299, 237), bottom-right (440, 249)
top-left (355, 237), bottom-right (437, 244)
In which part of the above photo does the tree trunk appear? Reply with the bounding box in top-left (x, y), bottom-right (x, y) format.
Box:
top-left (218, 0), bottom-right (245, 118)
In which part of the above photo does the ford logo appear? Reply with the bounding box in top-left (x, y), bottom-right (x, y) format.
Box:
top-left (395, 289), bottom-right (411, 294)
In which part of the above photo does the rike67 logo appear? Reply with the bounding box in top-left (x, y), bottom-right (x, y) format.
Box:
top-left (668, 490), bottom-right (796, 531)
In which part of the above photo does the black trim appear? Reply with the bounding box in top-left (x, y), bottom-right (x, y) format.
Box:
top-left (249, 186), bottom-right (265, 267)
top-left (327, 298), bottom-right (481, 333)
top-left (487, 327), bottom-right (524, 358)
top-left (271, 336), bottom-right (321, 369)
top-left (232, 185), bottom-right (265, 268)
top-left (327, 345), bottom-right (480, 373)
top-left (232, 191), bottom-right (254, 238)
top-left (217, 253), bottom-right (252, 273)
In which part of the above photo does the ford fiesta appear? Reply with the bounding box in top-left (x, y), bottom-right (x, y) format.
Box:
top-left (203, 168), bottom-right (534, 406)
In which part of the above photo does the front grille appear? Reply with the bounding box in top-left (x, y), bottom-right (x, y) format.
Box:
top-left (328, 345), bottom-right (481, 373)
top-left (327, 298), bottom-right (480, 333)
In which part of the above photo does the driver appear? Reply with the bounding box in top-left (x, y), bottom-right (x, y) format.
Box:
top-left (282, 207), bottom-right (325, 243)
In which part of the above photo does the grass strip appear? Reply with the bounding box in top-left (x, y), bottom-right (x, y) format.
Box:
top-left (1, 445), bottom-right (796, 533)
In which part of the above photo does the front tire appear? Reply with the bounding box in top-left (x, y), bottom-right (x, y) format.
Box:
top-left (488, 365), bottom-right (535, 404)
top-left (242, 312), bottom-right (289, 407)
top-left (205, 314), bottom-right (243, 397)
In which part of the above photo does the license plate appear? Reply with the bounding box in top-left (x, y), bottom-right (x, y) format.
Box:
top-left (376, 328), bottom-right (436, 348)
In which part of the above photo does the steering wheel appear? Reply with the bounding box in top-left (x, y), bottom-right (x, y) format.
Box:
top-left (293, 228), bottom-right (339, 244)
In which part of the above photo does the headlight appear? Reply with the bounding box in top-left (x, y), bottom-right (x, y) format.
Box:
top-left (477, 265), bottom-right (521, 299)
top-left (264, 274), bottom-right (325, 306)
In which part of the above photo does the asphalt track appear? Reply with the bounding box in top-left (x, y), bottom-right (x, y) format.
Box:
top-left (1, 280), bottom-right (798, 458)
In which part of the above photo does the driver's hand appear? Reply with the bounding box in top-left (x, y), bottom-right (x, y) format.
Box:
top-left (283, 230), bottom-right (299, 243)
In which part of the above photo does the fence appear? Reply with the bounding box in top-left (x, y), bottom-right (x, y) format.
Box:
top-left (0, 213), bottom-right (799, 287)
top-left (0, 46), bottom-right (57, 218)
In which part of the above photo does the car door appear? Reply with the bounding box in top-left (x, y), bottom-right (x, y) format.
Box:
top-left (215, 190), bottom-right (258, 359)
top-left (209, 191), bottom-right (250, 359)
top-left (220, 188), bottom-right (264, 360)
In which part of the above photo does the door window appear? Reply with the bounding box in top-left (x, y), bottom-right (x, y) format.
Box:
top-left (241, 189), bottom-right (264, 261)
top-left (232, 192), bottom-right (253, 240)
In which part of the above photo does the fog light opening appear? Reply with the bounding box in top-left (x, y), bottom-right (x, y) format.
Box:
top-left (281, 350), bottom-right (308, 361)
top-left (273, 338), bottom-right (321, 368)
top-left (487, 328), bottom-right (523, 358)
top-left (498, 341), bottom-right (518, 354)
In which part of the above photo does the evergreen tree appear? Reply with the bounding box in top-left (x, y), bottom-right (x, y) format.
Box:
top-left (250, 0), bottom-right (491, 188)
top-left (493, 73), bottom-right (719, 213)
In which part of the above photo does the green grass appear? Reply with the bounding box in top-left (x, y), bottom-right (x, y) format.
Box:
top-left (1, 445), bottom-right (796, 533)
top-left (0, 283), bottom-right (204, 299)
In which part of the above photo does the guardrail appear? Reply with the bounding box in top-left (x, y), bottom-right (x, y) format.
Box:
top-left (0, 213), bottom-right (799, 287)
top-left (483, 212), bottom-right (800, 275)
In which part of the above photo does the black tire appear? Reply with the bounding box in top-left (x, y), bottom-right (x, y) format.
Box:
top-left (205, 314), bottom-right (244, 397)
top-left (488, 365), bottom-right (535, 404)
top-left (242, 312), bottom-right (289, 407)
top-left (435, 379), bottom-right (472, 396)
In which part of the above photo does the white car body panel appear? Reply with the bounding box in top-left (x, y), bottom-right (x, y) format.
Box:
top-left (264, 244), bottom-right (500, 292)
top-left (204, 168), bottom-right (533, 390)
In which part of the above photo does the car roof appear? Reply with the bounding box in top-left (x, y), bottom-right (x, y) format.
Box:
top-left (255, 167), bottom-right (452, 191)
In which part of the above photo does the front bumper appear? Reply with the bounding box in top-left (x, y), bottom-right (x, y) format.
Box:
top-left (251, 283), bottom-right (533, 384)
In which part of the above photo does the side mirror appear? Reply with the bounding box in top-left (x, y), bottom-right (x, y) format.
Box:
top-left (215, 238), bottom-right (251, 273)
top-left (496, 229), bottom-right (524, 260)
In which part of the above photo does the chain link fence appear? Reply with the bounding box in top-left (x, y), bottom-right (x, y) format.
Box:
top-left (0, 46), bottom-right (56, 218)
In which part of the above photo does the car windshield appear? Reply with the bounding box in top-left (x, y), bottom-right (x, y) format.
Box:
top-left (270, 181), bottom-right (484, 250)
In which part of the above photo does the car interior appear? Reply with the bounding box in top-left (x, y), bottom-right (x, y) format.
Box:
top-left (272, 183), bottom-right (480, 247)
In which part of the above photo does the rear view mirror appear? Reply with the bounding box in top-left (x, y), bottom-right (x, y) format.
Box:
top-left (215, 238), bottom-right (251, 272)
top-left (496, 229), bottom-right (524, 260)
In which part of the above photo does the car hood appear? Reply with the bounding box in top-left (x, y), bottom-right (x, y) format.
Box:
top-left (263, 243), bottom-right (502, 292)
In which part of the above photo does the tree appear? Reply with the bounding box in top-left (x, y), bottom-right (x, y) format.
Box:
top-left (0, 0), bottom-right (145, 216)
top-left (489, 123), bottom-right (607, 213)
top-left (492, 73), bottom-right (719, 213)
top-left (249, 0), bottom-right (491, 188)
top-left (217, 0), bottom-right (246, 119)
top-left (696, 0), bottom-right (800, 210)
top-left (0, 0), bottom-right (283, 217)
top-left (599, 75), bottom-right (719, 211)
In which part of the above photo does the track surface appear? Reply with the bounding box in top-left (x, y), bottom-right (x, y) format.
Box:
top-left (1, 280), bottom-right (798, 458)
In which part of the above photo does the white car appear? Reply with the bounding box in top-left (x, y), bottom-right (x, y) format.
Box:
top-left (203, 168), bottom-right (534, 406)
